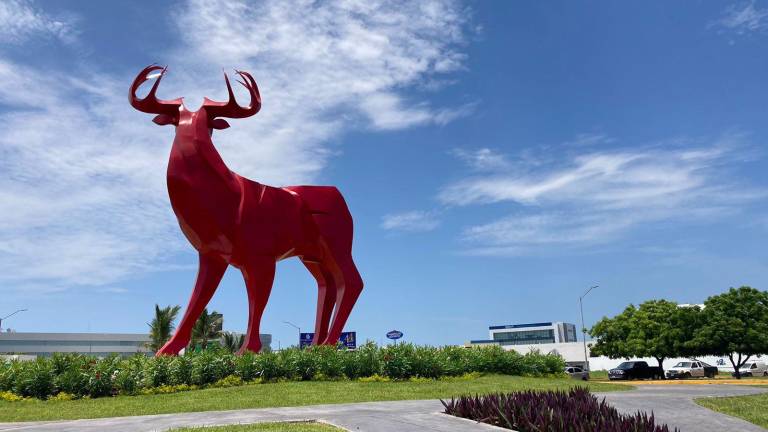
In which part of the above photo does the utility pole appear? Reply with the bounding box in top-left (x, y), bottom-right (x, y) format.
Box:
top-left (0, 309), bottom-right (28, 332)
top-left (579, 285), bottom-right (598, 371)
top-left (283, 321), bottom-right (301, 347)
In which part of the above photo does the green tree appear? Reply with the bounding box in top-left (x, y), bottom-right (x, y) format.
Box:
top-left (590, 305), bottom-right (635, 360)
top-left (190, 309), bottom-right (223, 351)
top-left (147, 304), bottom-right (181, 352)
top-left (590, 300), bottom-right (700, 376)
top-left (221, 331), bottom-right (244, 353)
top-left (692, 286), bottom-right (768, 378)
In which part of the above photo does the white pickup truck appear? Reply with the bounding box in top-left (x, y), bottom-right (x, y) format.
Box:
top-left (665, 360), bottom-right (718, 379)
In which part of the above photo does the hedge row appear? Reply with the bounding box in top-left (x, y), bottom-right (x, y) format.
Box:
top-left (0, 343), bottom-right (565, 400)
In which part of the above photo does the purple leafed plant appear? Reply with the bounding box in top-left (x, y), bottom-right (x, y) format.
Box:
top-left (442, 387), bottom-right (677, 432)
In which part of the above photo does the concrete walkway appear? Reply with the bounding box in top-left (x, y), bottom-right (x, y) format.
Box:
top-left (598, 384), bottom-right (768, 432)
top-left (0, 400), bottom-right (502, 432)
top-left (0, 384), bottom-right (765, 431)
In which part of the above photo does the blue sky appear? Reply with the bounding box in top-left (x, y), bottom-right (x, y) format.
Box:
top-left (1, 0), bottom-right (767, 349)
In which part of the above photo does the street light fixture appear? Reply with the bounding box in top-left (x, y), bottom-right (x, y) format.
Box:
top-left (283, 320), bottom-right (301, 346)
top-left (579, 286), bottom-right (598, 371)
top-left (0, 309), bottom-right (28, 332)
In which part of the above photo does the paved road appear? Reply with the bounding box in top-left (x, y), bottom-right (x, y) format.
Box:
top-left (0, 384), bottom-right (765, 431)
top-left (0, 400), bottom-right (500, 432)
top-left (598, 384), bottom-right (767, 432)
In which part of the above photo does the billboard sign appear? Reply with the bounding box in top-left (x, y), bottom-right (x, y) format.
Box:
top-left (299, 331), bottom-right (357, 349)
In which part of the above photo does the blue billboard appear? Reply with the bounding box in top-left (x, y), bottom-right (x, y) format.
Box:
top-left (299, 331), bottom-right (356, 349)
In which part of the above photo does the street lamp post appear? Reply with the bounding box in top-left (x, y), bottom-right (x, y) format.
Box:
top-left (0, 309), bottom-right (28, 332)
top-left (579, 286), bottom-right (598, 371)
top-left (283, 320), bottom-right (301, 347)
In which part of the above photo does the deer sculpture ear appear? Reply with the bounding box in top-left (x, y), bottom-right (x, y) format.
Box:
top-left (152, 114), bottom-right (176, 126)
top-left (211, 118), bottom-right (230, 130)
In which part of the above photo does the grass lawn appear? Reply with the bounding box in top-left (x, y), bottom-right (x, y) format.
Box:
top-left (695, 393), bottom-right (768, 428)
top-left (171, 421), bottom-right (342, 431)
top-left (0, 375), bottom-right (628, 422)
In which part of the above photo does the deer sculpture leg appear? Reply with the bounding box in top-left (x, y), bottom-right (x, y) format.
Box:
top-left (158, 253), bottom-right (228, 355)
top-left (324, 254), bottom-right (363, 345)
top-left (302, 259), bottom-right (338, 345)
top-left (238, 256), bottom-right (276, 354)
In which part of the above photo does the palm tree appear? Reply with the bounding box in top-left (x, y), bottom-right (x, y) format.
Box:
top-left (147, 304), bottom-right (181, 352)
top-left (190, 308), bottom-right (223, 351)
top-left (222, 331), bottom-right (245, 353)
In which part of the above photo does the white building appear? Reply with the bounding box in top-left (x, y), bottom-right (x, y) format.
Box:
top-left (470, 322), bottom-right (578, 347)
top-left (0, 332), bottom-right (152, 357)
top-left (0, 332), bottom-right (273, 357)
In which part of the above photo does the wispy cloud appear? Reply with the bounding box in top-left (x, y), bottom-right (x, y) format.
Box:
top-left (712, 1), bottom-right (768, 35)
top-left (381, 211), bottom-right (441, 232)
top-left (442, 134), bottom-right (765, 255)
top-left (0, 0), bottom-right (472, 292)
top-left (0, 0), bottom-right (76, 44)
top-left (451, 148), bottom-right (510, 171)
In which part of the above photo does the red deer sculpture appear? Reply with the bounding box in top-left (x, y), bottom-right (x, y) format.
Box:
top-left (129, 65), bottom-right (363, 355)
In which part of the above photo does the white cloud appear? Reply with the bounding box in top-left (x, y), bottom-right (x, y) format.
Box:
top-left (381, 211), bottom-right (440, 232)
top-left (713, 1), bottom-right (768, 34)
top-left (0, 0), bottom-right (75, 44)
top-left (441, 135), bottom-right (765, 254)
top-left (451, 148), bottom-right (510, 171)
top-left (0, 0), bottom-right (471, 292)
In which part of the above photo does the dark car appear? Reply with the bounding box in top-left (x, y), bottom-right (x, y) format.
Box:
top-left (608, 361), bottom-right (664, 380)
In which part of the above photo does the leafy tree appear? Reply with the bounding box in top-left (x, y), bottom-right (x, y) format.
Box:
top-left (222, 331), bottom-right (244, 353)
top-left (190, 309), bottom-right (223, 351)
top-left (147, 304), bottom-right (181, 352)
top-left (590, 300), bottom-right (700, 376)
top-left (590, 306), bottom-right (635, 360)
top-left (692, 286), bottom-right (768, 378)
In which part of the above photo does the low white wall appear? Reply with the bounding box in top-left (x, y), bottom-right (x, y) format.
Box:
top-left (0, 354), bottom-right (36, 361)
top-left (496, 341), bottom-right (764, 371)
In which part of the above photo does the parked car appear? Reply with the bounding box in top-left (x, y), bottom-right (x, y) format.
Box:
top-left (564, 366), bottom-right (589, 381)
top-left (608, 361), bottom-right (664, 380)
top-left (665, 360), bottom-right (718, 379)
top-left (732, 360), bottom-right (768, 377)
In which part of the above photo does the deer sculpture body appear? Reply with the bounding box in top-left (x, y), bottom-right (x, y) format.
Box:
top-left (130, 65), bottom-right (363, 355)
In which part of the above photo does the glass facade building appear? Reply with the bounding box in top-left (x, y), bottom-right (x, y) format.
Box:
top-left (470, 322), bottom-right (578, 346)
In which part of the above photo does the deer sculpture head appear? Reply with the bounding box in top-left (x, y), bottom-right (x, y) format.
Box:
top-left (129, 64), bottom-right (261, 137)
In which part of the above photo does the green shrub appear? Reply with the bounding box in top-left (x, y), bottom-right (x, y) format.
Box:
top-left (55, 367), bottom-right (89, 396)
top-left (278, 348), bottom-right (316, 380)
top-left (0, 343), bottom-right (566, 400)
top-left (310, 345), bottom-right (345, 379)
top-left (412, 346), bottom-right (444, 378)
top-left (441, 345), bottom-right (470, 376)
top-left (169, 355), bottom-right (193, 385)
top-left (381, 343), bottom-right (415, 379)
top-left (0, 360), bottom-right (17, 392)
top-left (114, 367), bottom-right (138, 395)
top-left (254, 351), bottom-right (283, 381)
top-left (146, 355), bottom-right (172, 387)
top-left (190, 351), bottom-right (235, 385)
top-left (13, 359), bottom-right (55, 399)
top-left (235, 351), bottom-right (260, 381)
top-left (87, 357), bottom-right (117, 397)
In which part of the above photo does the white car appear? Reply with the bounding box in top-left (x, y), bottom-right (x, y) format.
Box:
top-left (665, 361), bottom-right (717, 379)
top-left (733, 360), bottom-right (768, 377)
